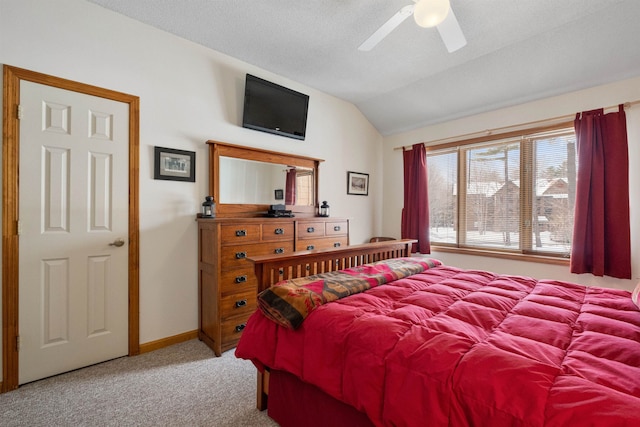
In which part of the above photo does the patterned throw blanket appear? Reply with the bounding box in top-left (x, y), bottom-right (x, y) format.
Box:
top-left (257, 257), bottom-right (441, 329)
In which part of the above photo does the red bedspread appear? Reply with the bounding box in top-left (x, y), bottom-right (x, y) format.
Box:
top-left (235, 265), bottom-right (640, 426)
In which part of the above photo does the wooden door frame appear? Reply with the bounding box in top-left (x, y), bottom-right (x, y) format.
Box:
top-left (1, 65), bottom-right (140, 392)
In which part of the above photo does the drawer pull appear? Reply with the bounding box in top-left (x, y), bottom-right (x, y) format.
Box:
top-left (235, 252), bottom-right (247, 259)
top-left (334, 242), bottom-right (341, 247)
top-left (306, 227), bottom-right (315, 233)
top-left (274, 228), bottom-right (284, 235)
top-left (235, 299), bottom-right (247, 308)
top-left (307, 245), bottom-right (315, 250)
top-left (334, 226), bottom-right (341, 231)
top-left (235, 323), bottom-right (246, 333)
top-left (235, 275), bottom-right (247, 284)
top-left (274, 247), bottom-right (284, 254)
top-left (235, 229), bottom-right (247, 237)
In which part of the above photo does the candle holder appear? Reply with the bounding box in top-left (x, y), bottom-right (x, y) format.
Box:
top-left (201, 196), bottom-right (216, 218)
top-left (318, 201), bottom-right (330, 217)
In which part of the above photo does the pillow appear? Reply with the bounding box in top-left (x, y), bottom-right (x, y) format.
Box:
top-left (632, 281), bottom-right (640, 309)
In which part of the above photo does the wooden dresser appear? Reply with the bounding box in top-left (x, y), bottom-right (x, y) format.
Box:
top-left (197, 216), bottom-right (349, 356)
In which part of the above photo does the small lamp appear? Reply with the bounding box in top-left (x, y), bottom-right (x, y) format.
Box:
top-left (319, 201), bottom-right (330, 217)
top-left (201, 196), bottom-right (216, 218)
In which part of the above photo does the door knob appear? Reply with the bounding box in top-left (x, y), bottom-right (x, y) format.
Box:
top-left (109, 238), bottom-right (125, 247)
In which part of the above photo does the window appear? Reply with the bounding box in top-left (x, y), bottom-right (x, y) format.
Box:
top-left (295, 169), bottom-right (314, 206)
top-left (427, 127), bottom-right (577, 258)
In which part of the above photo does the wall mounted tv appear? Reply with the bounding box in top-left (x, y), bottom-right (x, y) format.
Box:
top-left (242, 74), bottom-right (309, 140)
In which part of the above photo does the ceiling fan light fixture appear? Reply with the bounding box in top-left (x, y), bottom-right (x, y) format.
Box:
top-left (413, 0), bottom-right (450, 28)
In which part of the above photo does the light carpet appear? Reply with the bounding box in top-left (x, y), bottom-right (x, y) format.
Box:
top-left (0, 339), bottom-right (278, 426)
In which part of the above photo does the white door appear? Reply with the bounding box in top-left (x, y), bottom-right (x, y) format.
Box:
top-left (18, 81), bottom-right (130, 384)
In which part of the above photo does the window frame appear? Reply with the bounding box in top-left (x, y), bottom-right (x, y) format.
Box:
top-left (426, 121), bottom-right (575, 265)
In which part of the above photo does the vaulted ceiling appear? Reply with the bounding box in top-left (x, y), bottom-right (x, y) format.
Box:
top-left (86, 0), bottom-right (640, 136)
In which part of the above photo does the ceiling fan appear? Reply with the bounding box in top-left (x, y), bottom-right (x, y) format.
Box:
top-left (358, 0), bottom-right (466, 53)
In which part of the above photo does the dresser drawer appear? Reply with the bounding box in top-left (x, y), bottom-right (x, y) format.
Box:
top-left (221, 314), bottom-right (252, 348)
top-left (219, 268), bottom-right (257, 296)
top-left (325, 221), bottom-right (348, 236)
top-left (297, 221), bottom-right (325, 239)
top-left (220, 289), bottom-right (257, 319)
top-left (220, 241), bottom-right (295, 270)
top-left (261, 222), bottom-right (294, 241)
top-left (220, 224), bottom-right (261, 244)
top-left (300, 236), bottom-right (348, 251)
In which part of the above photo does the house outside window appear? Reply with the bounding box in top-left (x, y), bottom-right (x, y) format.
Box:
top-left (427, 127), bottom-right (577, 258)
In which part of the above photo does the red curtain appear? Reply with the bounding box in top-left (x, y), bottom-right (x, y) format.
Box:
top-left (285, 168), bottom-right (296, 205)
top-left (570, 105), bottom-right (631, 279)
top-left (401, 143), bottom-right (430, 253)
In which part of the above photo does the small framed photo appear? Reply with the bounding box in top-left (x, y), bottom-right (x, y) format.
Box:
top-left (154, 147), bottom-right (195, 182)
top-left (347, 171), bottom-right (369, 196)
top-left (274, 189), bottom-right (284, 200)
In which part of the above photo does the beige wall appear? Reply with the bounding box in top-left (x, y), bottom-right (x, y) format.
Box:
top-left (383, 76), bottom-right (640, 292)
top-left (0, 0), bottom-right (383, 380)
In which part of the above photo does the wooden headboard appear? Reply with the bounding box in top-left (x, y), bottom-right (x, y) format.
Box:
top-left (247, 239), bottom-right (416, 293)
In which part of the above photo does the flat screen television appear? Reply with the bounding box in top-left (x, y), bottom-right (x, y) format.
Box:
top-left (242, 74), bottom-right (309, 140)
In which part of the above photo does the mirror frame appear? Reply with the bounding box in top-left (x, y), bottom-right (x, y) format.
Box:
top-left (207, 140), bottom-right (323, 218)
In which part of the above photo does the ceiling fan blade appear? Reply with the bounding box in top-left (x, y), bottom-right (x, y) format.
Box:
top-left (436, 8), bottom-right (466, 52)
top-left (358, 4), bottom-right (415, 51)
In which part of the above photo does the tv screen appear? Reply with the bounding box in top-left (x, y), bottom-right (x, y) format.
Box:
top-left (242, 74), bottom-right (309, 140)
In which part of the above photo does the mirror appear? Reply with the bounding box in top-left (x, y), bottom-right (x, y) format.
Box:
top-left (219, 157), bottom-right (315, 206)
top-left (208, 141), bottom-right (322, 217)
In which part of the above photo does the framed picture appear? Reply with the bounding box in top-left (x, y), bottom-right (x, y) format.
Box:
top-left (154, 146), bottom-right (195, 182)
top-left (274, 189), bottom-right (284, 200)
top-left (347, 171), bottom-right (369, 196)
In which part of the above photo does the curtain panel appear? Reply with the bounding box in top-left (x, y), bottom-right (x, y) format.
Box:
top-left (401, 143), bottom-right (430, 253)
top-left (285, 168), bottom-right (296, 205)
top-left (570, 105), bottom-right (631, 279)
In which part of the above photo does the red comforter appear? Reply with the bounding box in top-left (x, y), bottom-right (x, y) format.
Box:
top-left (235, 265), bottom-right (640, 426)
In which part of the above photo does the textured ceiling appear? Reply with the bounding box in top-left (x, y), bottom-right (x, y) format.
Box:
top-left (86, 0), bottom-right (640, 136)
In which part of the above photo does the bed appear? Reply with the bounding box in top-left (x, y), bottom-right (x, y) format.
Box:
top-left (235, 240), bottom-right (640, 427)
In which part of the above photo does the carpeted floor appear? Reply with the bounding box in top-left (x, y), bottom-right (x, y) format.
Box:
top-left (0, 339), bottom-right (278, 426)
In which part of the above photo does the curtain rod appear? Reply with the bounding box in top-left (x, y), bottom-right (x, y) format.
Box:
top-left (393, 100), bottom-right (640, 151)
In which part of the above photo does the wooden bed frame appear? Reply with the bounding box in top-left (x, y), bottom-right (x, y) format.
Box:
top-left (246, 239), bottom-right (416, 410)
